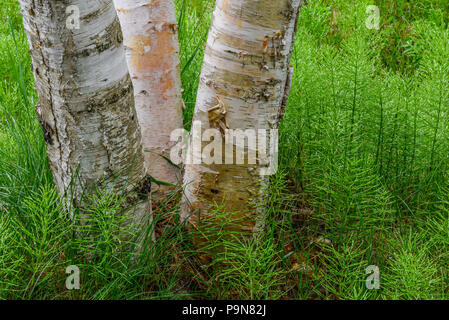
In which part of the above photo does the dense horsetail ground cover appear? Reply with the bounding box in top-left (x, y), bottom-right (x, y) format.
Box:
top-left (0, 0), bottom-right (448, 299)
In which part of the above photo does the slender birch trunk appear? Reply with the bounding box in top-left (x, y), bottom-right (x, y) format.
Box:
top-left (19, 0), bottom-right (150, 220)
top-left (183, 0), bottom-right (303, 232)
top-left (113, 0), bottom-right (184, 187)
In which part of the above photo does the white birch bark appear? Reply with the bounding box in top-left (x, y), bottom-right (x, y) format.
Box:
top-left (183, 0), bottom-right (303, 232)
top-left (19, 0), bottom-right (150, 220)
top-left (113, 0), bottom-right (184, 187)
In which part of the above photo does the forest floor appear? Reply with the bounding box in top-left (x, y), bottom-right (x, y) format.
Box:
top-left (0, 0), bottom-right (448, 299)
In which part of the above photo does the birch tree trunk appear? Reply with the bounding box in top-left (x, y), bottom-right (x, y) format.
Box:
top-left (182, 0), bottom-right (303, 232)
top-left (113, 0), bottom-right (183, 187)
top-left (19, 0), bottom-right (150, 220)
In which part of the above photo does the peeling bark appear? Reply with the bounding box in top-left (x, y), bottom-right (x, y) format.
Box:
top-left (182, 0), bottom-right (303, 232)
top-left (113, 0), bottom-right (184, 187)
top-left (19, 0), bottom-right (149, 220)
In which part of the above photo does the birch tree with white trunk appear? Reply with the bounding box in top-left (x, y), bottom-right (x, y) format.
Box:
top-left (19, 0), bottom-right (150, 219)
top-left (113, 0), bottom-right (184, 188)
top-left (183, 0), bottom-right (304, 232)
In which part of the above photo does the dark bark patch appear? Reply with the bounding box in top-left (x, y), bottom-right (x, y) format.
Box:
top-left (137, 176), bottom-right (152, 199)
top-left (38, 118), bottom-right (54, 145)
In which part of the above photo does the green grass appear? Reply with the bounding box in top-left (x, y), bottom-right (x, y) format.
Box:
top-left (0, 0), bottom-right (448, 300)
